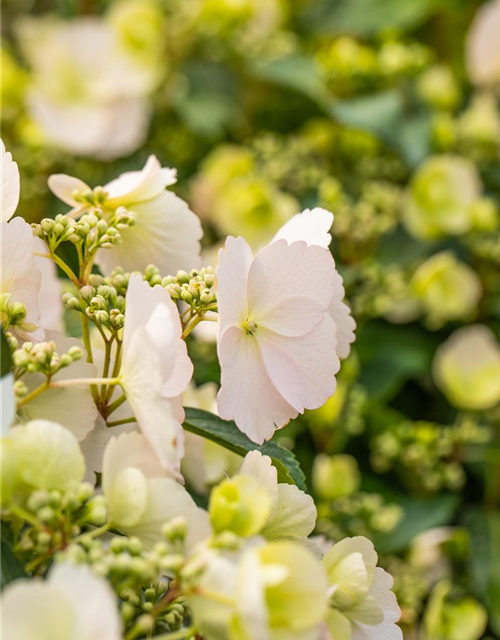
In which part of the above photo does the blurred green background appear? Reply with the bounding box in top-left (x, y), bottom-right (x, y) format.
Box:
top-left (2, 0), bottom-right (500, 637)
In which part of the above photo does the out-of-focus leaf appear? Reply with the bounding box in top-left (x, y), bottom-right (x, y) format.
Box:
top-left (1, 330), bottom-right (12, 377)
top-left (303, 0), bottom-right (447, 36)
top-left (356, 322), bottom-right (438, 400)
top-left (249, 54), bottom-right (327, 102)
top-left (183, 407), bottom-right (307, 491)
top-left (374, 494), bottom-right (460, 554)
top-left (463, 508), bottom-right (500, 635)
top-left (1, 540), bottom-right (26, 589)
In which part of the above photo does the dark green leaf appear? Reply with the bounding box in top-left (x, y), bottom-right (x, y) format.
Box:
top-left (1, 540), bottom-right (26, 589)
top-left (303, 0), bottom-right (447, 36)
top-left (463, 508), bottom-right (500, 635)
top-left (183, 407), bottom-right (307, 491)
top-left (373, 494), bottom-right (460, 554)
top-left (249, 55), bottom-right (328, 102)
top-left (329, 91), bottom-right (404, 141)
top-left (1, 330), bottom-right (12, 378)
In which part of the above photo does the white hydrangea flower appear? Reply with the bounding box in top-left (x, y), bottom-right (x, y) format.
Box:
top-left (273, 207), bottom-right (356, 359)
top-left (120, 274), bottom-right (193, 474)
top-left (216, 234), bottom-right (340, 443)
top-left (102, 431), bottom-right (211, 549)
top-left (49, 155), bottom-right (203, 275)
top-left (1, 563), bottom-right (122, 640)
top-left (34, 239), bottom-right (64, 332)
top-left (433, 324), bottom-right (500, 410)
top-left (1, 139), bottom-right (20, 222)
top-left (466, 0), bottom-right (500, 87)
top-left (322, 537), bottom-right (402, 640)
top-left (17, 331), bottom-right (98, 442)
top-left (188, 539), bottom-right (328, 640)
top-left (1, 217), bottom-right (44, 342)
top-left (18, 17), bottom-right (153, 159)
top-left (238, 450), bottom-right (317, 539)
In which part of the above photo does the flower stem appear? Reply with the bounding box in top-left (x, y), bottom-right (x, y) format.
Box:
top-left (50, 377), bottom-right (120, 389)
top-left (74, 522), bottom-right (111, 544)
top-left (105, 393), bottom-right (127, 417)
top-left (152, 629), bottom-right (195, 640)
top-left (35, 252), bottom-right (80, 288)
top-left (107, 417), bottom-right (136, 427)
top-left (17, 379), bottom-right (50, 407)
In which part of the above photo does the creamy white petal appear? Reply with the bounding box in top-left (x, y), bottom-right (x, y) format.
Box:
top-left (263, 483), bottom-right (316, 539)
top-left (105, 155), bottom-right (177, 205)
top-left (1, 139), bottom-right (20, 222)
top-left (49, 563), bottom-right (122, 640)
top-left (239, 451), bottom-right (279, 508)
top-left (96, 190), bottom-right (202, 275)
top-left (272, 208), bottom-right (333, 248)
top-left (34, 239), bottom-right (64, 331)
top-left (329, 270), bottom-right (356, 360)
top-left (217, 236), bottom-right (254, 334)
top-left (217, 326), bottom-right (298, 444)
top-left (350, 569), bottom-right (402, 640)
top-left (257, 314), bottom-right (339, 413)
top-left (47, 174), bottom-right (91, 207)
top-left (248, 240), bottom-right (335, 327)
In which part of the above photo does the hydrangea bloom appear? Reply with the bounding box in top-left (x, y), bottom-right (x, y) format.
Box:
top-left (217, 235), bottom-right (340, 443)
top-left (433, 325), bottom-right (500, 410)
top-left (120, 274), bottom-right (193, 474)
top-left (1, 563), bottom-right (122, 640)
top-left (49, 155), bottom-right (203, 275)
top-left (322, 537), bottom-right (402, 640)
top-left (102, 431), bottom-right (210, 549)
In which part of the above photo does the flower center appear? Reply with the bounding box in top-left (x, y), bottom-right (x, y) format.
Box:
top-left (242, 319), bottom-right (258, 336)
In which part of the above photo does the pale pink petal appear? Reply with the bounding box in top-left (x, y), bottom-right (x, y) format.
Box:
top-left (1, 139), bottom-right (20, 222)
top-left (247, 240), bottom-right (335, 327)
top-left (96, 190), bottom-right (202, 276)
top-left (105, 155), bottom-right (177, 205)
top-left (34, 239), bottom-right (63, 331)
top-left (251, 296), bottom-right (326, 338)
top-left (330, 270), bottom-right (356, 360)
top-left (47, 174), bottom-right (90, 207)
top-left (273, 208), bottom-right (333, 247)
top-left (217, 326), bottom-right (297, 444)
top-left (257, 314), bottom-right (339, 413)
top-left (216, 236), bottom-right (253, 334)
top-left (466, 0), bottom-right (500, 86)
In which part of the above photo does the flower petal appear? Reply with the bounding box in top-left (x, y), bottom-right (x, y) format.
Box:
top-left (216, 235), bottom-right (254, 334)
top-left (263, 483), bottom-right (316, 539)
top-left (47, 173), bottom-right (91, 207)
top-left (217, 326), bottom-right (298, 444)
top-left (257, 314), bottom-right (339, 413)
top-left (1, 139), bottom-right (20, 222)
top-left (330, 270), bottom-right (356, 360)
top-left (273, 207), bottom-right (333, 248)
top-left (105, 155), bottom-right (177, 205)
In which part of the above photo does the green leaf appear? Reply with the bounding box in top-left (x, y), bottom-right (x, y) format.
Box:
top-left (1, 330), bottom-right (12, 378)
top-left (183, 407), bottom-right (307, 491)
top-left (1, 540), bottom-right (26, 589)
top-left (303, 0), bottom-right (447, 36)
top-left (373, 494), bottom-right (460, 554)
top-left (463, 508), bottom-right (500, 635)
top-left (249, 54), bottom-right (328, 102)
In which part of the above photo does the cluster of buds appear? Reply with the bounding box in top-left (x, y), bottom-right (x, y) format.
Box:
top-left (162, 267), bottom-right (217, 314)
top-left (11, 483), bottom-right (101, 574)
top-left (370, 419), bottom-right (491, 493)
top-left (316, 491), bottom-right (403, 541)
top-left (58, 532), bottom-right (191, 637)
top-left (0, 293), bottom-right (35, 333)
top-left (12, 340), bottom-right (82, 379)
top-left (32, 214), bottom-right (79, 252)
top-left (63, 284), bottom-right (125, 333)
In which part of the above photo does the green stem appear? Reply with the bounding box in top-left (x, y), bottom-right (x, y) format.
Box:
top-left (50, 377), bottom-right (120, 388)
top-left (107, 417), bottom-right (136, 427)
top-left (104, 341), bottom-right (123, 405)
top-left (105, 393), bottom-right (127, 417)
top-left (35, 252), bottom-right (79, 288)
top-left (74, 522), bottom-right (110, 544)
top-left (181, 316), bottom-right (203, 339)
top-left (9, 504), bottom-right (42, 527)
top-left (153, 629), bottom-right (195, 640)
top-left (16, 379), bottom-right (50, 407)
top-left (100, 339), bottom-right (113, 403)
top-left (80, 314), bottom-right (99, 403)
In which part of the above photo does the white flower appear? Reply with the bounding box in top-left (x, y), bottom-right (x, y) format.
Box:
top-left (49, 155), bottom-right (203, 275)
top-left (322, 537), bottom-right (402, 640)
top-left (120, 274), bottom-right (193, 474)
top-left (1, 373), bottom-right (16, 435)
top-left (18, 17), bottom-right (153, 159)
top-left (466, 0), bottom-right (500, 87)
top-left (17, 331), bottom-right (98, 441)
top-left (1, 217), bottom-right (44, 342)
top-left (102, 431), bottom-right (211, 549)
top-left (34, 239), bottom-right (64, 332)
top-left (433, 324), bottom-right (500, 410)
top-left (216, 234), bottom-right (340, 443)
top-left (1, 139), bottom-right (20, 222)
top-left (1, 563), bottom-right (122, 640)
top-left (238, 450), bottom-right (316, 539)
top-left (273, 207), bottom-right (356, 359)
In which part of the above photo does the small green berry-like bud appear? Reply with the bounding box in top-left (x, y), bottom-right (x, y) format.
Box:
top-left (180, 290), bottom-right (193, 305)
top-left (176, 270), bottom-right (190, 284)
